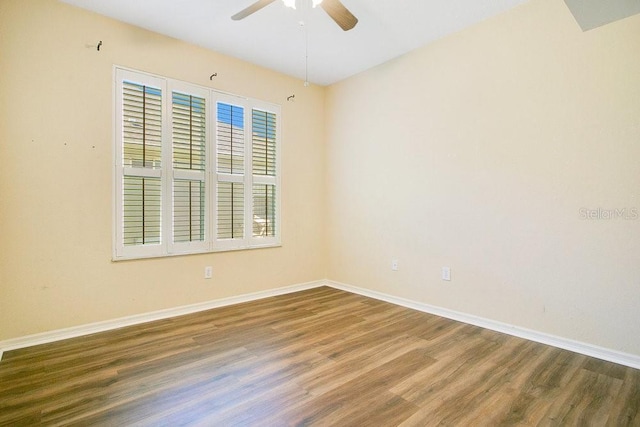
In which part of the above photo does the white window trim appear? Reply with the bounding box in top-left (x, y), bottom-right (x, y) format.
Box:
top-left (113, 66), bottom-right (281, 261)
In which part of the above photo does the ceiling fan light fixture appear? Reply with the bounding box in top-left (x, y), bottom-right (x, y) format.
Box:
top-left (282, 0), bottom-right (296, 9)
top-left (233, 0), bottom-right (357, 31)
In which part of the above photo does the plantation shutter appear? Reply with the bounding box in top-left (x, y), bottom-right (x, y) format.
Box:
top-left (115, 68), bottom-right (281, 259)
top-left (121, 80), bottom-right (163, 248)
top-left (172, 91), bottom-right (207, 246)
top-left (215, 100), bottom-right (246, 244)
top-left (251, 108), bottom-right (278, 239)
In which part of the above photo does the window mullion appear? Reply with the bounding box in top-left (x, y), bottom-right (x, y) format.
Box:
top-left (161, 80), bottom-right (172, 255)
top-left (207, 93), bottom-right (215, 251)
top-left (245, 107), bottom-right (253, 246)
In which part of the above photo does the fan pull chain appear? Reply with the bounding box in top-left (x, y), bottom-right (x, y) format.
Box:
top-left (302, 21), bottom-right (310, 87)
top-left (305, 29), bottom-right (309, 86)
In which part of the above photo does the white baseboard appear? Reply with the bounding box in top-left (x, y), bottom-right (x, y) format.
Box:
top-left (327, 280), bottom-right (640, 370)
top-left (0, 280), bottom-right (325, 360)
top-left (3, 279), bottom-right (639, 370)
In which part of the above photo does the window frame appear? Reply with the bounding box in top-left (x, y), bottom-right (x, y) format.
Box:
top-left (113, 66), bottom-right (282, 260)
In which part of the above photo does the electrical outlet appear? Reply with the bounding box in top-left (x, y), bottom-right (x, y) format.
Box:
top-left (442, 266), bottom-right (451, 281)
top-left (391, 259), bottom-right (399, 271)
top-left (204, 266), bottom-right (213, 279)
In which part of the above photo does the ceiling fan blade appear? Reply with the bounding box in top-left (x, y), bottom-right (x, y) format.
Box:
top-left (232, 0), bottom-right (277, 21)
top-left (320, 0), bottom-right (358, 31)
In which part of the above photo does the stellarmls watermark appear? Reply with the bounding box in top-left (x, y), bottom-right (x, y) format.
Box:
top-left (579, 207), bottom-right (639, 220)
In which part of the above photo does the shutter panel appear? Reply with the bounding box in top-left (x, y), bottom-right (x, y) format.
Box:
top-left (251, 108), bottom-right (278, 239)
top-left (215, 101), bottom-right (246, 244)
top-left (172, 91), bottom-right (207, 245)
top-left (121, 80), bottom-right (163, 248)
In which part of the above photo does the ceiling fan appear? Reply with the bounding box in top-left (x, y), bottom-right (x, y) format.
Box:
top-left (232, 0), bottom-right (358, 31)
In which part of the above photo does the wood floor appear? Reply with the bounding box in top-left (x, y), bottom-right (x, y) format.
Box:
top-left (1, 287), bottom-right (639, 426)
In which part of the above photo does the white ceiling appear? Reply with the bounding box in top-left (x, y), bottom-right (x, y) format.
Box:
top-left (59, 0), bottom-right (530, 86)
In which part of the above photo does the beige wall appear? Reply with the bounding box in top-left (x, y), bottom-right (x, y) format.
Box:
top-left (326, 0), bottom-right (640, 355)
top-left (0, 0), bottom-right (327, 340)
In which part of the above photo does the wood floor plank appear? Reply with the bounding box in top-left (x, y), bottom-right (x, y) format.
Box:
top-left (487, 347), bottom-right (586, 426)
top-left (299, 334), bottom-right (431, 397)
top-left (607, 369), bottom-right (640, 426)
top-left (1, 286), bottom-right (639, 426)
top-left (275, 348), bottom-right (433, 426)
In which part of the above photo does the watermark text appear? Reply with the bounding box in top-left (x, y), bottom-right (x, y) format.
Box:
top-left (579, 207), bottom-right (638, 220)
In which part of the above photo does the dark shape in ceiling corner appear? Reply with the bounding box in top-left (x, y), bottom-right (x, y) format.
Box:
top-left (564, 0), bottom-right (640, 31)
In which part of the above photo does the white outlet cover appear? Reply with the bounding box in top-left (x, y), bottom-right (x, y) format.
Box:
top-left (442, 267), bottom-right (451, 281)
top-left (391, 260), bottom-right (399, 271)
